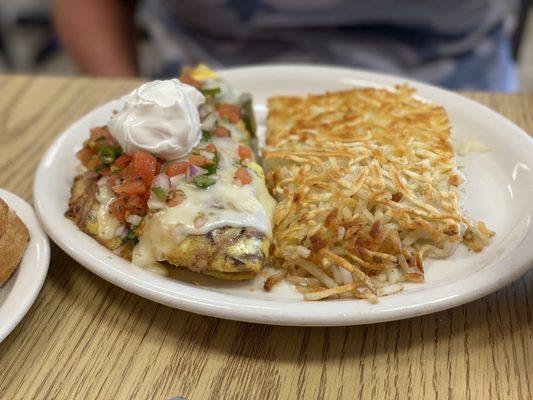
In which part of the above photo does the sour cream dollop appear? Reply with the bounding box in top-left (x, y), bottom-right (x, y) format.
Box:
top-left (108, 79), bottom-right (205, 160)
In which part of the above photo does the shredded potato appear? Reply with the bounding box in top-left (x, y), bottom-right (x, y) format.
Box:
top-left (263, 85), bottom-right (494, 301)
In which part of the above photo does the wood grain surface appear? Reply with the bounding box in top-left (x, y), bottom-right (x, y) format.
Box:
top-left (0, 75), bottom-right (531, 400)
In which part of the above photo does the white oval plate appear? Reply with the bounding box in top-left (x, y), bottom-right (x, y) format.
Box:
top-left (34, 66), bottom-right (533, 326)
top-left (0, 189), bottom-right (50, 342)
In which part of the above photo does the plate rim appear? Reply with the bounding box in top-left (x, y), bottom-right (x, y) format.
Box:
top-left (0, 189), bottom-right (50, 342)
top-left (33, 65), bottom-right (533, 326)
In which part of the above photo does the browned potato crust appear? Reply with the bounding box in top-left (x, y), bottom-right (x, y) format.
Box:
top-left (65, 174), bottom-right (121, 250)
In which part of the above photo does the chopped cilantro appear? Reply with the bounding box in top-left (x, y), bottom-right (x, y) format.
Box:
top-left (204, 162), bottom-right (218, 175)
top-left (193, 175), bottom-right (216, 188)
top-left (98, 145), bottom-right (123, 165)
top-left (94, 163), bottom-right (108, 173)
top-left (201, 130), bottom-right (212, 142)
top-left (122, 230), bottom-right (139, 244)
top-left (151, 187), bottom-right (167, 201)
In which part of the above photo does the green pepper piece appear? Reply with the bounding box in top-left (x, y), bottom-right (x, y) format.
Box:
top-left (98, 145), bottom-right (123, 164)
top-left (193, 175), bottom-right (216, 188)
top-left (203, 161), bottom-right (218, 175)
top-left (151, 187), bottom-right (167, 201)
top-left (201, 130), bottom-right (212, 142)
top-left (122, 229), bottom-right (139, 244)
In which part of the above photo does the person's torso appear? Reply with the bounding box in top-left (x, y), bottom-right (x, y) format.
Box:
top-left (144, 0), bottom-right (517, 90)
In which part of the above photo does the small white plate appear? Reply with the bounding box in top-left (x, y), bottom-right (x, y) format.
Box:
top-left (0, 189), bottom-right (50, 342)
top-left (34, 65), bottom-right (533, 326)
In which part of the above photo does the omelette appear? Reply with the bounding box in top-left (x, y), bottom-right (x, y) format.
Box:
top-left (66, 66), bottom-right (275, 280)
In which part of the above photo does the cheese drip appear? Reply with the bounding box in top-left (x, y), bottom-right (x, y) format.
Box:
top-left (132, 137), bottom-right (275, 268)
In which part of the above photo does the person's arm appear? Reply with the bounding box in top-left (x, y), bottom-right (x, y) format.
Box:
top-left (53, 0), bottom-right (139, 76)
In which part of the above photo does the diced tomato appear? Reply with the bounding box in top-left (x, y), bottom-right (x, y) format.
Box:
top-left (112, 155), bottom-right (132, 170)
top-left (89, 126), bottom-right (110, 140)
top-left (76, 147), bottom-right (100, 170)
top-left (106, 152), bottom-right (156, 221)
top-left (132, 151), bottom-right (157, 187)
top-left (112, 177), bottom-right (146, 196)
top-left (180, 75), bottom-right (202, 89)
top-left (107, 164), bottom-right (136, 189)
top-left (212, 127), bottom-right (231, 137)
top-left (85, 155), bottom-right (100, 171)
top-left (106, 176), bottom-right (118, 191)
top-left (204, 143), bottom-right (218, 153)
top-left (109, 194), bottom-right (147, 223)
top-left (125, 195), bottom-right (147, 216)
top-left (189, 154), bottom-right (207, 166)
top-left (99, 167), bottom-right (111, 176)
top-left (234, 167), bottom-right (252, 185)
top-left (114, 164), bottom-right (134, 180)
top-left (109, 197), bottom-right (127, 223)
top-left (218, 103), bottom-right (240, 123)
top-left (167, 194), bottom-right (184, 207)
top-left (76, 147), bottom-right (95, 165)
top-left (89, 126), bottom-right (116, 145)
top-left (166, 161), bottom-right (189, 177)
top-left (238, 145), bottom-right (252, 161)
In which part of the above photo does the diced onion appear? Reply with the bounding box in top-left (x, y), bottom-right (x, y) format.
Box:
top-left (201, 112), bottom-right (217, 131)
top-left (152, 173), bottom-right (170, 191)
top-left (199, 104), bottom-right (210, 119)
top-left (126, 214), bottom-right (143, 226)
top-left (147, 198), bottom-right (165, 210)
top-left (170, 176), bottom-right (182, 186)
top-left (188, 164), bottom-right (198, 177)
top-left (85, 171), bottom-right (99, 179)
top-left (115, 225), bottom-right (127, 238)
top-left (195, 166), bottom-right (208, 176)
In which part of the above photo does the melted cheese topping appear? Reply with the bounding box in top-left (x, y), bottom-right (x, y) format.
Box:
top-left (95, 185), bottom-right (121, 240)
top-left (132, 137), bottom-right (276, 268)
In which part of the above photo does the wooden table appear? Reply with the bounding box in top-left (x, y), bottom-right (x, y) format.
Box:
top-left (0, 75), bottom-right (531, 400)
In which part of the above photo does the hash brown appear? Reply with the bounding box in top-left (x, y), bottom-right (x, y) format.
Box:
top-left (263, 86), bottom-right (493, 301)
